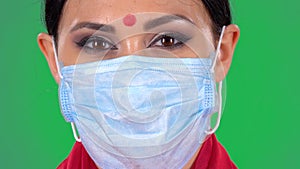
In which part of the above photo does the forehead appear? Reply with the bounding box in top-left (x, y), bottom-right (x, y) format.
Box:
top-left (59, 0), bottom-right (211, 33)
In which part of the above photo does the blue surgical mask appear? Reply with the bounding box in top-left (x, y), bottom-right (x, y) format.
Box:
top-left (54, 26), bottom-right (226, 169)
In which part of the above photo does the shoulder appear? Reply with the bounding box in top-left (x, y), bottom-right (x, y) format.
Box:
top-left (191, 134), bottom-right (238, 169)
top-left (57, 142), bottom-right (98, 169)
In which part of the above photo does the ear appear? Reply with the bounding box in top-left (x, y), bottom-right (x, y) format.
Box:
top-left (215, 24), bottom-right (240, 82)
top-left (37, 33), bottom-right (61, 84)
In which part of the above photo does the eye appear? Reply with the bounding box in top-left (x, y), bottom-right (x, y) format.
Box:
top-left (76, 36), bottom-right (117, 52)
top-left (160, 36), bottom-right (177, 47)
top-left (148, 32), bottom-right (191, 49)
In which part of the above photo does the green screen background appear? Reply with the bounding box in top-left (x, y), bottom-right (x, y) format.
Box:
top-left (0, 1), bottom-right (299, 168)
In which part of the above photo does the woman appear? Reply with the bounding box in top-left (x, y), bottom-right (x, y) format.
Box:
top-left (37, 0), bottom-right (240, 168)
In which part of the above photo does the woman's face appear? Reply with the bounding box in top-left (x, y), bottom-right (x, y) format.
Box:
top-left (38, 0), bottom-right (239, 84)
top-left (55, 0), bottom-right (215, 66)
top-left (37, 1), bottom-right (239, 168)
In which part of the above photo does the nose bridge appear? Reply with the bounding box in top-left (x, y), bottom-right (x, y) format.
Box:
top-left (118, 35), bottom-right (146, 56)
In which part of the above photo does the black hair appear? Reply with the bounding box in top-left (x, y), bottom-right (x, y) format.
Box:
top-left (43, 0), bottom-right (67, 41)
top-left (43, 0), bottom-right (231, 41)
top-left (201, 0), bottom-right (232, 37)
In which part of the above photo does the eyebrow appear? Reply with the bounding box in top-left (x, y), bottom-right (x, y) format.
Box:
top-left (70, 22), bottom-right (116, 33)
top-left (144, 14), bottom-right (195, 30)
top-left (70, 14), bottom-right (194, 33)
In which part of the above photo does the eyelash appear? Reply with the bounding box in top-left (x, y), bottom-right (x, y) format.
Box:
top-left (148, 32), bottom-right (191, 49)
top-left (75, 32), bottom-right (191, 53)
top-left (75, 36), bottom-right (118, 52)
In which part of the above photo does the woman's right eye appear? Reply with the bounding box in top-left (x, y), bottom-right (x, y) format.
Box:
top-left (76, 36), bottom-right (118, 53)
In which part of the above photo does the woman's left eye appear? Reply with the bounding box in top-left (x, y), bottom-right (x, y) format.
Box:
top-left (148, 33), bottom-right (191, 49)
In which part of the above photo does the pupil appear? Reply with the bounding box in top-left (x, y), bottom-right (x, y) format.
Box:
top-left (93, 40), bottom-right (107, 49)
top-left (162, 37), bottom-right (174, 46)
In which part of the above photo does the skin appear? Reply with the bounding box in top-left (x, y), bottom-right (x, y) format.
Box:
top-left (37, 0), bottom-right (240, 168)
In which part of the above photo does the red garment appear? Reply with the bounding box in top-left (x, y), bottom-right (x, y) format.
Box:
top-left (57, 134), bottom-right (237, 169)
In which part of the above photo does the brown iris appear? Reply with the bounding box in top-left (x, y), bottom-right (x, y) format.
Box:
top-left (161, 36), bottom-right (175, 47)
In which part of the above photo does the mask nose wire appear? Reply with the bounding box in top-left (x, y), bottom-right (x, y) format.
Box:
top-left (206, 26), bottom-right (226, 135)
top-left (52, 37), bottom-right (82, 142)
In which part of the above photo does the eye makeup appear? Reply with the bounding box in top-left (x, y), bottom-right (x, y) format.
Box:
top-left (148, 32), bottom-right (192, 50)
top-left (68, 14), bottom-right (201, 57)
top-left (72, 30), bottom-right (119, 55)
top-left (75, 36), bottom-right (117, 50)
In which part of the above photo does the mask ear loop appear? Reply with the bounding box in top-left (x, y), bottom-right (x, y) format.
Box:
top-left (52, 37), bottom-right (82, 142)
top-left (51, 37), bottom-right (63, 79)
top-left (71, 122), bottom-right (82, 142)
top-left (206, 26), bottom-right (226, 135)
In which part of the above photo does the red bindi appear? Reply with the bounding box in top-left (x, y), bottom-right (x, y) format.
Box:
top-left (123, 14), bottom-right (137, 27)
